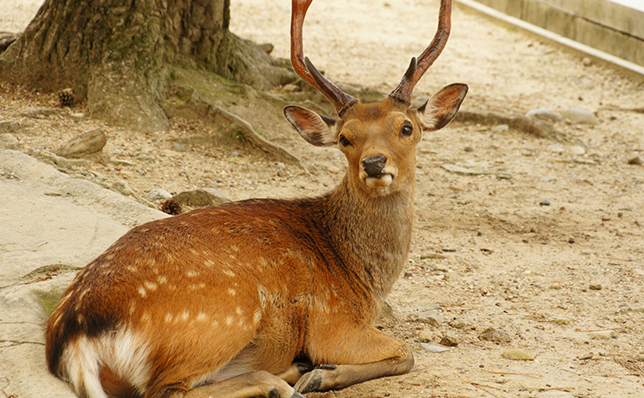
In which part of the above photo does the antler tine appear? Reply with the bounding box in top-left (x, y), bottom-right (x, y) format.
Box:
top-left (290, 0), bottom-right (357, 115)
top-left (389, 0), bottom-right (453, 104)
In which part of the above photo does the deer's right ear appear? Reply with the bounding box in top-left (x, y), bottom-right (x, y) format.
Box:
top-left (284, 106), bottom-right (338, 147)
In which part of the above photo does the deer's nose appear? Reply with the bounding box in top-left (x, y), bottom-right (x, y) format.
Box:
top-left (362, 154), bottom-right (387, 177)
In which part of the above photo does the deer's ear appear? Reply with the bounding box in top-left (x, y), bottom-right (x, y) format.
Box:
top-left (284, 106), bottom-right (338, 147)
top-left (417, 83), bottom-right (468, 132)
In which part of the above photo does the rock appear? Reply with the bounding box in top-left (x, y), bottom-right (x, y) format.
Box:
top-left (569, 145), bottom-right (586, 155)
top-left (145, 189), bottom-right (173, 201)
top-left (562, 108), bottom-right (598, 124)
top-left (589, 284), bottom-right (602, 290)
top-left (627, 156), bottom-right (642, 165)
top-left (110, 158), bottom-right (135, 166)
top-left (418, 310), bottom-right (443, 326)
top-left (464, 146), bottom-right (474, 152)
top-left (540, 200), bottom-right (550, 206)
top-left (172, 188), bottom-right (231, 209)
top-left (491, 124), bottom-right (509, 133)
top-left (56, 128), bottom-right (107, 158)
top-left (547, 143), bottom-right (565, 153)
top-left (479, 328), bottom-right (512, 343)
top-left (502, 349), bottom-right (534, 361)
top-left (440, 336), bottom-right (459, 347)
top-left (582, 57), bottom-right (592, 66)
top-left (588, 330), bottom-right (615, 339)
top-left (526, 108), bottom-right (563, 122)
top-left (0, 120), bottom-right (26, 134)
top-left (109, 181), bottom-right (135, 197)
top-left (420, 343), bottom-right (450, 353)
top-left (0, 133), bottom-right (20, 150)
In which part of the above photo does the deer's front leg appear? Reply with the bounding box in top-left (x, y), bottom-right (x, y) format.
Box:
top-left (295, 326), bottom-right (414, 393)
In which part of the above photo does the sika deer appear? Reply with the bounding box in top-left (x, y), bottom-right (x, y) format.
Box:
top-left (45, 0), bottom-right (467, 397)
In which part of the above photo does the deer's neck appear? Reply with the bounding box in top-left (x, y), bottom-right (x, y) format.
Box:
top-left (320, 176), bottom-right (415, 301)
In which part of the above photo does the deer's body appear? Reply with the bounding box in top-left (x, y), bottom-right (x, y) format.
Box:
top-left (46, 1), bottom-right (467, 397)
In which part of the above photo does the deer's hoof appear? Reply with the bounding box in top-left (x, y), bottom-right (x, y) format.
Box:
top-left (293, 369), bottom-right (324, 393)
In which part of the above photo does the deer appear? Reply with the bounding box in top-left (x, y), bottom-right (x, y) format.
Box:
top-left (45, 0), bottom-right (467, 397)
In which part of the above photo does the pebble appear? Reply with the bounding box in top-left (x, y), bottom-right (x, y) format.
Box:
top-left (588, 330), bottom-right (614, 339)
top-left (56, 128), bottom-right (107, 158)
top-left (418, 310), bottom-right (443, 326)
top-left (589, 284), bottom-right (602, 290)
top-left (479, 328), bottom-right (512, 343)
top-left (627, 156), bottom-right (642, 165)
top-left (420, 343), bottom-right (450, 353)
top-left (569, 145), bottom-right (586, 155)
top-left (110, 159), bottom-right (135, 166)
top-left (582, 57), bottom-right (592, 66)
top-left (441, 164), bottom-right (487, 175)
top-left (502, 349), bottom-right (534, 361)
top-left (110, 181), bottom-right (135, 197)
top-left (439, 336), bottom-right (458, 347)
top-left (526, 107), bottom-right (563, 122)
top-left (547, 143), bottom-right (565, 153)
top-left (540, 200), bottom-right (550, 206)
top-left (562, 108), bottom-right (598, 124)
top-left (172, 188), bottom-right (230, 208)
top-left (491, 124), bottom-right (509, 133)
top-left (464, 146), bottom-right (474, 152)
top-left (145, 189), bottom-right (173, 201)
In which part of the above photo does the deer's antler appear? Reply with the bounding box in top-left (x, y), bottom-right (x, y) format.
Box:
top-left (389, 0), bottom-right (453, 104)
top-left (290, 0), bottom-right (358, 116)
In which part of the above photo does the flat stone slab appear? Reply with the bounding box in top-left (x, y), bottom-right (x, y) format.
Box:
top-left (0, 149), bottom-right (166, 398)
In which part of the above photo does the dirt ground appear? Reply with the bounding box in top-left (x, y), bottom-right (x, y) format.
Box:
top-left (2, 0), bottom-right (644, 397)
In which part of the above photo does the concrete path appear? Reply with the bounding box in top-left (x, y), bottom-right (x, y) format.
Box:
top-left (0, 149), bottom-right (166, 398)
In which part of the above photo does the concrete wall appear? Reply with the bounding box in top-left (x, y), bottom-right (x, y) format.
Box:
top-left (470, 0), bottom-right (644, 67)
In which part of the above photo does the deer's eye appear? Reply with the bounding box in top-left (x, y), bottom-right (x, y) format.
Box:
top-left (339, 134), bottom-right (352, 147)
top-left (401, 123), bottom-right (413, 137)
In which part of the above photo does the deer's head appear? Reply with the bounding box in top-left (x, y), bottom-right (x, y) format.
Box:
top-left (284, 0), bottom-right (467, 197)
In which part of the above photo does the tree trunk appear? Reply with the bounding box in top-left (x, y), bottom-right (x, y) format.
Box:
top-left (0, 0), bottom-right (292, 133)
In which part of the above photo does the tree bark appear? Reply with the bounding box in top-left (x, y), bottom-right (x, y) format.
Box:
top-left (0, 0), bottom-right (292, 133)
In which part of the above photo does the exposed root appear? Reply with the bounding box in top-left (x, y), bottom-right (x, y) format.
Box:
top-left (454, 109), bottom-right (569, 141)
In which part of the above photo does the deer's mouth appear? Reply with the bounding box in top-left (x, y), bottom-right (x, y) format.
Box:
top-left (365, 173), bottom-right (394, 188)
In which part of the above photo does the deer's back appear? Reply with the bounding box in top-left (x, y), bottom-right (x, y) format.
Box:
top-left (45, 197), bottom-right (373, 380)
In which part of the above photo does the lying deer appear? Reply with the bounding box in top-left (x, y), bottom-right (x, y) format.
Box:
top-left (45, 0), bottom-right (467, 397)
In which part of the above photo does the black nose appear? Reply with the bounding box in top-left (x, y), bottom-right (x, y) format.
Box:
top-left (362, 154), bottom-right (387, 177)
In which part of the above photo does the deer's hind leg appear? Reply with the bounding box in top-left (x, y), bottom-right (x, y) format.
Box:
top-left (295, 325), bottom-right (414, 394)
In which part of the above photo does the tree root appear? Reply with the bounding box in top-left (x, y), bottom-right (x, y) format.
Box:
top-left (454, 109), bottom-right (569, 141)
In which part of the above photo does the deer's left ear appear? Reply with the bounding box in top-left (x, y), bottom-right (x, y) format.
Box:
top-left (417, 83), bottom-right (468, 132)
top-left (284, 105), bottom-right (339, 147)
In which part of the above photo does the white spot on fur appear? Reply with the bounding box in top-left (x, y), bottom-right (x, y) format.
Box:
top-left (186, 270), bottom-right (199, 277)
top-left (143, 281), bottom-right (158, 291)
top-left (253, 309), bottom-right (262, 324)
top-left (225, 316), bottom-right (234, 326)
top-left (180, 310), bottom-right (190, 321)
top-left (164, 313), bottom-right (173, 323)
top-left (228, 288), bottom-right (236, 296)
top-left (197, 311), bottom-right (208, 322)
top-left (138, 287), bottom-right (147, 298)
top-left (157, 275), bottom-right (168, 284)
top-left (222, 269), bottom-right (235, 277)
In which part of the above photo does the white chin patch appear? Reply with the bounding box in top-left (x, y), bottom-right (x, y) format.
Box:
top-left (365, 174), bottom-right (393, 188)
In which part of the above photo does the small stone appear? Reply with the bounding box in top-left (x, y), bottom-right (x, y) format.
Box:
top-left (569, 145), bottom-right (586, 155)
top-left (110, 181), bottom-right (135, 196)
top-left (526, 108), bottom-right (563, 122)
top-left (439, 336), bottom-right (458, 347)
top-left (491, 124), bottom-right (509, 133)
top-left (172, 188), bottom-right (231, 209)
top-left (568, 237), bottom-right (575, 244)
top-left (110, 158), bottom-right (135, 166)
top-left (145, 189), bottom-right (173, 201)
top-left (578, 353), bottom-right (594, 360)
top-left (479, 328), bottom-right (512, 343)
top-left (547, 143), bottom-right (565, 153)
top-left (56, 128), bottom-right (107, 158)
top-left (0, 133), bottom-right (20, 150)
top-left (172, 143), bottom-right (189, 151)
top-left (562, 108), bottom-right (598, 124)
top-left (464, 146), bottom-right (474, 152)
top-left (582, 57), bottom-right (592, 66)
top-left (589, 284), bottom-right (602, 290)
top-left (540, 200), bottom-right (550, 206)
top-left (627, 156), bottom-right (642, 165)
top-left (420, 343), bottom-right (450, 353)
top-left (441, 164), bottom-right (487, 176)
top-left (502, 349), bottom-right (534, 361)
top-left (418, 310), bottom-right (443, 326)
top-left (588, 330), bottom-right (614, 339)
